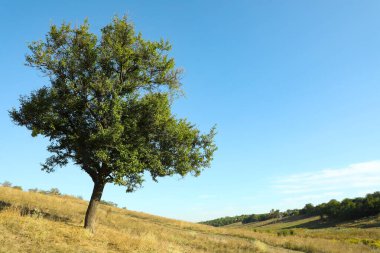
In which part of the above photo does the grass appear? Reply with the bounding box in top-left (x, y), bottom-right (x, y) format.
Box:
top-left (1, 186), bottom-right (380, 252)
top-left (0, 186), bottom-right (290, 253)
top-left (226, 214), bottom-right (380, 253)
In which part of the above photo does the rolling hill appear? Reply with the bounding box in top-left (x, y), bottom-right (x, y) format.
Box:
top-left (1, 186), bottom-right (380, 252)
top-left (0, 186), bottom-right (299, 253)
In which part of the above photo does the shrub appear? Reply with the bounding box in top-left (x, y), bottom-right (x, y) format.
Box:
top-left (277, 230), bottom-right (293, 236)
top-left (2, 181), bottom-right (12, 187)
top-left (100, 200), bottom-right (118, 207)
top-left (48, 188), bottom-right (61, 195)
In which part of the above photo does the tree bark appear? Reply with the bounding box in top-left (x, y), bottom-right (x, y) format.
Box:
top-left (84, 180), bottom-right (105, 232)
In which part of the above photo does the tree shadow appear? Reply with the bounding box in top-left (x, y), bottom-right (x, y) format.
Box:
top-left (356, 222), bottom-right (380, 228)
top-left (286, 218), bottom-right (339, 229)
top-left (286, 216), bottom-right (380, 229)
top-left (279, 215), bottom-right (312, 223)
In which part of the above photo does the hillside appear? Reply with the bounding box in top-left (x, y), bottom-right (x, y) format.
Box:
top-left (0, 186), bottom-right (302, 253)
top-left (1, 186), bottom-right (380, 253)
top-left (219, 214), bottom-right (380, 252)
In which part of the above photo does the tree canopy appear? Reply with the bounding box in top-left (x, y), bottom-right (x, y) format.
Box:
top-left (10, 16), bottom-right (217, 231)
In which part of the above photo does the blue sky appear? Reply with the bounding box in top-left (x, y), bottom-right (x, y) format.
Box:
top-left (1, 0), bottom-right (380, 222)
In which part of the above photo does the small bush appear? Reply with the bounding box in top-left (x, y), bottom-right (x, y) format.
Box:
top-left (48, 188), bottom-right (61, 195)
top-left (277, 230), bottom-right (294, 236)
top-left (100, 200), bottom-right (118, 207)
top-left (12, 186), bottom-right (23, 191)
top-left (2, 181), bottom-right (12, 187)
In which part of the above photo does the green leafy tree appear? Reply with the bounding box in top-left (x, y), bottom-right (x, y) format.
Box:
top-left (10, 16), bottom-right (217, 232)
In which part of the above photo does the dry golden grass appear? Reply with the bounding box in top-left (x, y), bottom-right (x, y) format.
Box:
top-left (0, 187), bottom-right (284, 253)
top-left (2, 186), bottom-right (380, 252)
top-left (226, 215), bottom-right (380, 253)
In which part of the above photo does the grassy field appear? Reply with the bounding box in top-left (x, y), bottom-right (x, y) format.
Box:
top-left (225, 214), bottom-right (380, 252)
top-left (0, 186), bottom-right (380, 252)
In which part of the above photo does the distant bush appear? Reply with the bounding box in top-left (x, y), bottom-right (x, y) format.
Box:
top-left (283, 209), bottom-right (300, 217)
top-left (2, 181), bottom-right (12, 187)
top-left (48, 188), bottom-right (61, 195)
top-left (28, 188), bottom-right (39, 192)
top-left (277, 230), bottom-right (295, 236)
top-left (37, 188), bottom-right (61, 195)
top-left (100, 200), bottom-right (118, 207)
top-left (12, 186), bottom-right (23, 191)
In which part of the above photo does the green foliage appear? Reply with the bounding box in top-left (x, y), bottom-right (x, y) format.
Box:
top-left (201, 210), bottom-right (284, 227)
top-left (283, 209), bottom-right (300, 217)
top-left (300, 191), bottom-right (380, 221)
top-left (10, 16), bottom-right (217, 192)
top-left (200, 215), bottom-right (251, 227)
top-left (48, 188), bottom-right (61, 195)
top-left (277, 230), bottom-right (295, 236)
top-left (100, 200), bottom-right (118, 207)
top-left (242, 213), bottom-right (271, 224)
top-left (203, 191), bottom-right (380, 227)
top-left (241, 209), bottom-right (281, 224)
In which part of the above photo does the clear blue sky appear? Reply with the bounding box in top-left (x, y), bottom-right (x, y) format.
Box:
top-left (1, 0), bottom-right (380, 222)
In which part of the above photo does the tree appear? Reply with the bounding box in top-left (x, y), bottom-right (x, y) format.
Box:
top-left (10, 16), bottom-right (217, 232)
top-left (324, 199), bottom-right (340, 218)
top-left (300, 203), bottom-right (315, 216)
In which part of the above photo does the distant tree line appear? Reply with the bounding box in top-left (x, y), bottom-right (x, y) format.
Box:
top-left (299, 192), bottom-right (380, 220)
top-left (201, 191), bottom-right (380, 227)
top-left (200, 208), bottom-right (301, 227)
top-left (199, 214), bottom-right (251, 227)
top-left (242, 209), bottom-right (282, 224)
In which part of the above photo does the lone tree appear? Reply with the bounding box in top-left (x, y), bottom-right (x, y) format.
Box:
top-left (10, 16), bottom-right (216, 232)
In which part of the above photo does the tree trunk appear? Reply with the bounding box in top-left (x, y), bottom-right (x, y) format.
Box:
top-left (84, 180), bottom-right (105, 232)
